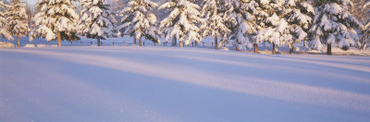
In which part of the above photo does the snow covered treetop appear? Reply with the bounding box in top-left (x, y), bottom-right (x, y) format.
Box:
top-left (30, 0), bottom-right (79, 41)
top-left (159, 0), bottom-right (203, 44)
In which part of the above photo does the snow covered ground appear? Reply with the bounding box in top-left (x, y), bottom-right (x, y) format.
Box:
top-left (1, 36), bottom-right (370, 55)
top-left (1, 46), bottom-right (370, 121)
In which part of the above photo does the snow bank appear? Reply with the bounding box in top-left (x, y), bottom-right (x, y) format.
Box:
top-left (36, 44), bottom-right (58, 48)
top-left (0, 47), bottom-right (369, 121)
top-left (0, 42), bottom-right (14, 48)
top-left (23, 44), bottom-right (35, 48)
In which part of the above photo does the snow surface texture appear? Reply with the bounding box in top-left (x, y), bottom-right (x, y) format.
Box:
top-left (1, 46), bottom-right (370, 121)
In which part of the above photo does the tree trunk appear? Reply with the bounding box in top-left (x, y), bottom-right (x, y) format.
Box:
top-left (133, 38), bottom-right (137, 45)
top-left (57, 32), bottom-right (61, 47)
top-left (97, 36), bottom-right (101, 46)
top-left (16, 34), bottom-right (20, 47)
top-left (303, 40), bottom-right (306, 47)
top-left (139, 37), bottom-right (142, 46)
top-left (289, 42), bottom-right (294, 54)
top-left (327, 43), bottom-right (332, 55)
top-left (172, 37), bottom-right (177, 46)
top-left (215, 35), bottom-right (218, 49)
top-left (179, 41), bottom-right (183, 47)
top-left (254, 43), bottom-right (258, 53)
top-left (236, 45), bottom-right (239, 51)
top-left (272, 42), bottom-right (275, 54)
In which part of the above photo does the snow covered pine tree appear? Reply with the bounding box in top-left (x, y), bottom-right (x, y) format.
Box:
top-left (30, 0), bottom-right (79, 47)
top-left (255, 0), bottom-right (285, 54)
top-left (159, 0), bottom-right (203, 47)
top-left (200, 0), bottom-right (230, 49)
top-left (0, 1), bottom-right (13, 41)
top-left (7, 0), bottom-right (30, 47)
top-left (284, 0), bottom-right (315, 54)
top-left (309, 0), bottom-right (362, 55)
top-left (79, 0), bottom-right (116, 46)
top-left (221, 0), bottom-right (313, 54)
top-left (223, 0), bottom-right (257, 51)
top-left (119, 0), bottom-right (160, 46)
top-left (360, 0), bottom-right (369, 49)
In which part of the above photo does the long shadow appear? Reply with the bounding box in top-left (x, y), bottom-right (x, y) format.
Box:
top-left (4, 48), bottom-right (370, 95)
top-left (2, 49), bottom-right (370, 113)
top-left (8, 50), bottom-right (369, 122)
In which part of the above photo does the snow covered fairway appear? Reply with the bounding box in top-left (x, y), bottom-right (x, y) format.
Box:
top-left (1, 46), bottom-right (370, 121)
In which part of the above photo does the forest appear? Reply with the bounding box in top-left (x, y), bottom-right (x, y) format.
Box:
top-left (0, 0), bottom-right (369, 55)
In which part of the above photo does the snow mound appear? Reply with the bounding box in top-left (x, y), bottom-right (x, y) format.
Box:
top-left (23, 44), bottom-right (36, 48)
top-left (0, 42), bottom-right (15, 48)
top-left (37, 44), bottom-right (50, 47)
top-left (0, 46), bottom-right (369, 121)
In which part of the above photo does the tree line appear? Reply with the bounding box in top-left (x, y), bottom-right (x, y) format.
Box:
top-left (0, 0), bottom-right (369, 55)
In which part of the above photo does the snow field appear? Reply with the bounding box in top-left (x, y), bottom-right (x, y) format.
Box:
top-left (1, 46), bottom-right (370, 121)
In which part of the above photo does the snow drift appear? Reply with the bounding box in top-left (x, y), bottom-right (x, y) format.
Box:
top-left (0, 46), bottom-right (370, 121)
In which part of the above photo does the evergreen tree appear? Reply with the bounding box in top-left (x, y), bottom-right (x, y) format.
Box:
top-left (226, 0), bottom-right (314, 54)
top-left (119, 0), bottom-right (160, 46)
top-left (222, 0), bottom-right (257, 51)
top-left (30, 0), bottom-right (79, 47)
top-left (0, 1), bottom-right (13, 41)
top-left (252, 0), bottom-right (294, 54)
top-left (79, 0), bottom-right (116, 46)
top-left (159, 0), bottom-right (203, 47)
top-left (7, 0), bottom-right (30, 47)
top-left (309, 0), bottom-right (362, 55)
top-left (359, 0), bottom-right (369, 49)
top-left (200, 0), bottom-right (230, 49)
top-left (284, 0), bottom-right (315, 53)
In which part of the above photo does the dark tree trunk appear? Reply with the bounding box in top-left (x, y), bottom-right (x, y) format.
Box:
top-left (133, 38), bottom-right (137, 45)
top-left (172, 37), bottom-right (177, 46)
top-left (254, 43), bottom-right (258, 53)
top-left (57, 32), bottom-right (61, 47)
top-left (97, 36), bottom-right (101, 46)
top-left (327, 43), bottom-right (332, 55)
top-left (236, 45), bottom-right (239, 51)
top-left (16, 34), bottom-right (20, 47)
top-left (289, 42), bottom-right (294, 54)
top-left (139, 37), bottom-right (142, 46)
top-left (215, 35), bottom-right (218, 49)
top-left (272, 42), bottom-right (276, 54)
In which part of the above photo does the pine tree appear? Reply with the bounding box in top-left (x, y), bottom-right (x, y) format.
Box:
top-left (0, 1), bottom-right (13, 41)
top-left (7, 0), bottom-right (30, 47)
top-left (284, 0), bottom-right (315, 54)
top-left (119, 0), bottom-right (160, 46)
top-left (200, 0), bottom-right (230, 49)
top-left (359, 0), bottom-right (369, 49)
top-left (309, 0), bottom-right (362, 55)
top-left (222, 0), bottom-right (257, 51)
top-left (79, 0), bottom-right (116, 46)
top-left (251, 0), bottom-right (291, 54)
top-left (30, 0), bottom-right (79, 47)
top-left (159, 0), bottom-right (203, 47)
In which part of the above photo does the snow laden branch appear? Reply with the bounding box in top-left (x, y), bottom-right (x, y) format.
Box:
top-left (119, 0), bottom-right (160, 46)
top-left (7, 0), bottom-right (30, 47)
top-left (0, 1), bottom-right (13, 41)
top-left (159, 0), bottom-right (204, 47)
top-left (30, 0), bottom-right (79, 47)
top-left (200, 0), bottom-right (231, 49)
top-left (308, 0), bottom-right (363, 54)
top-left (79, 0), bottom-right (116, 46)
